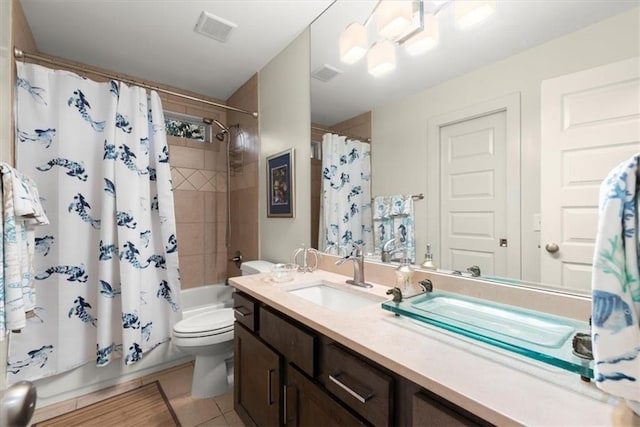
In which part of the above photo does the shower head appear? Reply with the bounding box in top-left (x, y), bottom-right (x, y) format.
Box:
top-left (212, 119), bottom-right (230, 141)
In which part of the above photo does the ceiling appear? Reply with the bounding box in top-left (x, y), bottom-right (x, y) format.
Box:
top-left (311, 0), bottom-right (639, 125)
top-left (19, 0), bottom-right (638, 125)
top-left (20, 0), bottom-right (334, 101)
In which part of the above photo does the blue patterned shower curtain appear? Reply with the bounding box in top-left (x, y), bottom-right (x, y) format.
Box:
top-left (319, 134), bottom-right (373, 254)
top-left (8, 62), bottom-right (181, 383)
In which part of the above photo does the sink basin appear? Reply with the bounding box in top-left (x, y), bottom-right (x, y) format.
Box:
top-left (287, 281), bottom-right (385, 312)
top-left (411, 295), bottom-right (575, 348)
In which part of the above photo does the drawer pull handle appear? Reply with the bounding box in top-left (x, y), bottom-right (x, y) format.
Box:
top-left (233, 307), bottom-right (251, 317)
top-left (328, 374), bottom-right (372, 404)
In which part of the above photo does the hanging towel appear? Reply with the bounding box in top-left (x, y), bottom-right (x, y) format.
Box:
top-left (591, 154), bottom-right (640, 411)
top-left (0, 163), bottom-right (49, 340)
top-left (373, 194), bottom-right (416, 262)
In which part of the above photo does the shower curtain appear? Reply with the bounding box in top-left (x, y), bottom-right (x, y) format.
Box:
top-left (7, 62), bottom-right (181, 383)
top-left (319, 133), bottom-right (373, 255)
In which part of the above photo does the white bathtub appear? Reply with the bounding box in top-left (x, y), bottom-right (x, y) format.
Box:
top-left (32, 283), bottom-right (232, 408)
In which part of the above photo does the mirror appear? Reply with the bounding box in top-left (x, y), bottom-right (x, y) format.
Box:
top-left (310, 0), bottom-right (640, 296)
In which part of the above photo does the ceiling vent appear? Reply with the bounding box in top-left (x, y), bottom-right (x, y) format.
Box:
top-left (195, 11), bottom-right (237, 43)
top-left (311, 64), bottom-right (343, 83)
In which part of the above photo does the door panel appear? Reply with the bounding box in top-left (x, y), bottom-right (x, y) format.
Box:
top-left (541, 57), bottom-right (640, 290)
top-left (440, 110), bottom-right (507, 276)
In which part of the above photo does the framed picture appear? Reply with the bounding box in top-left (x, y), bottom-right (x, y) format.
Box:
top-left (267, 148), bottom-right (295, 218)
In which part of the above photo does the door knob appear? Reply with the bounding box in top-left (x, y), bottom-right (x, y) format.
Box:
top-left (545, 243), bottom-right (559, 253)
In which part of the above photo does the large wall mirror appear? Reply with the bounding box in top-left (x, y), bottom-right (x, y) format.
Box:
top-left (310, 0), bottom-right (640, 296)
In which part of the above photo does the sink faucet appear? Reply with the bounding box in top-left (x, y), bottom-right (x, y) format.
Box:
top-left (381, 239), bottom-right (406, 263)
top-left (335, 243), bottom-right (373, 288)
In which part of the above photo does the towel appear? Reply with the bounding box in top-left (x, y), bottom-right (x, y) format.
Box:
top-left (373, 195), bottom-right (415, 262)
top-left (0, 163), bottom-right (49, 340)
top-left (591, 154), bottom-right (640, 410)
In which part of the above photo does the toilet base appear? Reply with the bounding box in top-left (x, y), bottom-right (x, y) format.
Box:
top-left (189, 342), bottom-right (234, 398)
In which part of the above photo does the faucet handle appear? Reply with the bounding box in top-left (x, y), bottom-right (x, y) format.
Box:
top-left (350, 242), bottom-right (363, 257)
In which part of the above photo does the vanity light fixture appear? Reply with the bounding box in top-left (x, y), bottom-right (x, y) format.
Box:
top-left (339, 22), bottom-right (368, 64)
top-left (338, 0), bottom-right (495, 76)
top-left (376, 1), bottom-right (414, 40)
top-left (454, 0), bottom-right (497, 30)
top-left (367, 40), bottom-right (397, 77)
top-left (403, 13), bottom-right (439, 55)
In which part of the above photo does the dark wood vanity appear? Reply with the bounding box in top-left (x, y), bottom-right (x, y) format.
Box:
top-left (233, 291), bottom-right (489, 427)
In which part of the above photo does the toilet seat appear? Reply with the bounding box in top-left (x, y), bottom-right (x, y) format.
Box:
top-left (173, 308), bottom-right (234, 338)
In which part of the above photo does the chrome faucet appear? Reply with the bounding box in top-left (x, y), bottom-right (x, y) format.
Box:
top-left (381, 238), bottom-right (406, 263)
top-left (335, 243), bottom-right (373, 288)
top-left (467, 265), bottom-right (481, 277)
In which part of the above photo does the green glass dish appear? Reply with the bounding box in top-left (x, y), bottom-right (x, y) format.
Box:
top-left (382, 291), bottom-right (593, 378)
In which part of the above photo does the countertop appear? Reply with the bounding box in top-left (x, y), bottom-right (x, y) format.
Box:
top-left (229, 269), bottom-right (616, 426)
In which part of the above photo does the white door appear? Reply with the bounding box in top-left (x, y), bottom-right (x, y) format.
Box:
top-left (541, 57), bottom-right (640, 292)
top-left (439, 110), bottom-right (508, 276)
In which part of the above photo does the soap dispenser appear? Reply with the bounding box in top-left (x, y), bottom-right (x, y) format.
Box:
top-left (395, 250), bottom-right (415, 296)
top-left (420, 244), bottom-right (436, 270)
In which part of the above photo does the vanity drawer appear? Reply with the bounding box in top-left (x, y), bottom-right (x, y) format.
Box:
top-left (325, 343), bottom-right (393, 427)
top-left (233, 292), bottom-right (258, 332)
top-left (259, 307), bottom-right (316, 377)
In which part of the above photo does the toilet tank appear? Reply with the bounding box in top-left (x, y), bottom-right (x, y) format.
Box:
top-left (240, 260), bottom-right (274, 275)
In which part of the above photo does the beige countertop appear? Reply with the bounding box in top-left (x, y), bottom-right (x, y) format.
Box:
top-left (229, 269), bottom-right (616, 426)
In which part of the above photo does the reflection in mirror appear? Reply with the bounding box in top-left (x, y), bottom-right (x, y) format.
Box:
top-left (310, 0), bottom-right (640, 296)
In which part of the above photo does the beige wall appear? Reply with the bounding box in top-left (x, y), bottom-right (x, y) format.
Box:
top-left (372, 8), bottom-right (640, 284)
top-left (259, 29), bottom-right (311, 263)
top-left (227, 74), bottom-right (260, 277)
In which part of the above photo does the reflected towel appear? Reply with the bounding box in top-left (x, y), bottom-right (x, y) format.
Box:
top-left (373, 196), bottom-right (391, 220)
top-left (1, 163), bottom-right (49, 339)
top-left (591, 154), bottom-right (640, 407)
top-left (373, 194), bottom-right (416, 262)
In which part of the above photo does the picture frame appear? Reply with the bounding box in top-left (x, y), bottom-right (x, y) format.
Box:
top-left (267, 148), bottom-right (295, 218)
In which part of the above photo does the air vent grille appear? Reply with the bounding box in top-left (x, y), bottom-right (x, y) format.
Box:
top-left (311, 64), bottom-right (343, 83)
top-left (195, 11), bottom-right (237, 43)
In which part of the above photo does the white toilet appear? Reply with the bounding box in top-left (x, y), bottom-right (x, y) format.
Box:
top-left (171, 260), bottom-right (274, 398)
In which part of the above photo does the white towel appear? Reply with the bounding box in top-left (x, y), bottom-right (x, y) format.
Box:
top-left (591, 154), bottom-right (640, 409)
top-left (0, 163), bottom-right (49, 340)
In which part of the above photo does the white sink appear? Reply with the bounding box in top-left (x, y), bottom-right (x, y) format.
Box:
top-left (286, 281), bottom-right (385, 312)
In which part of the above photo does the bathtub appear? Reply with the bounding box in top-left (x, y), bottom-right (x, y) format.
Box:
top-left (31, 283), bottom-right (232, 408)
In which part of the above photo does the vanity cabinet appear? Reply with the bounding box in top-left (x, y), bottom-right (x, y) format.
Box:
top-left (233, 291), bottom-right (490, 427)
top-left (285, 364), bottom-right (365, 426)
top-left (234, 322), bottom-right (281, 427)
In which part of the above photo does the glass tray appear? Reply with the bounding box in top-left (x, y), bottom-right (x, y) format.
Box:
top-left (382, 291), bottom-right (593, 378)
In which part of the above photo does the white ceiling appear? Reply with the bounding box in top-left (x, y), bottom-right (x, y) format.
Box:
top-left (20, 0), bottom-right (334, 100)
top-left (19, 0), bottom-right (639, 125)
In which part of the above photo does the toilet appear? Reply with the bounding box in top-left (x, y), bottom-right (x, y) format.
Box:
top-left (171, 260), bottom-right (274, 398)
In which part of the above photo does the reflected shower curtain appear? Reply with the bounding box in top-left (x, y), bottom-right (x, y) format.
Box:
top-left (319, 133), bottom-right (373, 254)
top-left (8, 62), bottom-right (181, 383)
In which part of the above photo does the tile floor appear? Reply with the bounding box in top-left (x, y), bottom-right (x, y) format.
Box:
top-left (29, 362), bottom-right (246, 427)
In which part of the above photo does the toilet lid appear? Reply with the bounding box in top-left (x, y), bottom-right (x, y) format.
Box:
top-left (173, 308), bottom-right (234, 334)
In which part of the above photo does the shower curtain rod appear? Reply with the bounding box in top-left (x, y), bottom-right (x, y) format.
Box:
top-left (311, 126), bottom-right (371, 143)
top-left (14, 47), bottom-right (258, 118)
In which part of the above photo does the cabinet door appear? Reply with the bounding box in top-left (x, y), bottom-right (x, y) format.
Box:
top-left (235, 323), bottom-right (281, 427)
top-left (286, 364), bottom-right (365, 427)
top-left (413, 392), bottom-right (487, 427)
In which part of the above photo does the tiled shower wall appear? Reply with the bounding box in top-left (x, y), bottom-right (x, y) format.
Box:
top-left (164, 98), bottom-right (229, 288)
